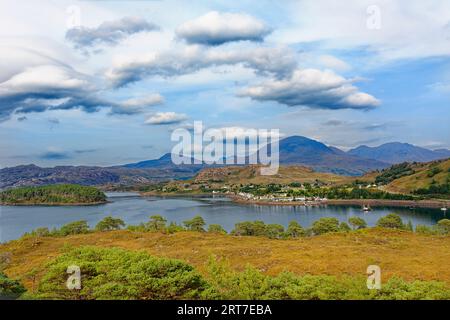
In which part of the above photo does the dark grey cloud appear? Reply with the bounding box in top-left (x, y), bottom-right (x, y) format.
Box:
top-left (66, 16), bottom-right (159, 49)
top-left (107, 46), bottom-right (296, 87)
top-left (239, 69), bottom-right (380, 110)
top-left (176, 11), bottom-right (271, 46)
top-left (17, 116), bottom-right (27, 122)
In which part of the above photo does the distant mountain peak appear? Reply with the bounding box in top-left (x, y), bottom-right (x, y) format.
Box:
top-left (348, 142), bottom-right (449, 164)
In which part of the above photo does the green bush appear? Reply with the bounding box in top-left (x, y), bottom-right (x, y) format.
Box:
top-left (348, 217), bottom-right (367, 230)
top-left (183, 216), bottom-right (206, 232)
top-left (203, 257), bottom-right (450, 300)
top-left (95, 216), bottom-right (125, 231)
top-left (208, 224), bottom-right (227, 234)
top-left (35, 246), bottom-right (209, 300)
top-left (311, 217), bottom-right (340, 235)
top-left (376, 214), bottom-right (404, 229)
top-left (0, 272), bottom-right (26, 300)
top-left (265, 224), bottom-right (285, 239)
top-left (286, 221), bottom-right (305, 238)
top-left (436, 219), bottom-right (450, 234)
top-left (147, 215), bottom-right (167, 231)
top-left (59, 220), bottom-right (90, 236)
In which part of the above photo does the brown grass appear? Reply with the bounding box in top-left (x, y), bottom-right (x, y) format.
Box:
top-left (1, 228), bottom-right (449, 291)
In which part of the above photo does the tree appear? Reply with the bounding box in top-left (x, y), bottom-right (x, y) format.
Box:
top-left (311, 217), bottom-right (340, 235)
top-left (265, 224), bottom-right (285, 239)
top-left (59, 220), bottom-right (90, 236)
top-left (147, 215), bottom-right (167, 231)
top-left (183, 216), bottom-right (206, 232)
top-left (208, 224), bottom-right (227, 234)
top-left (376, 214), bottom-right (404, 229)
top-left (436, 219), bottom-right (450, 234)
top-left (348, 217), bottom-right (367, 230)
top-left (286, 221), bottom-right (305, 238)
top-left (95, 216), bottom-right (125, 231)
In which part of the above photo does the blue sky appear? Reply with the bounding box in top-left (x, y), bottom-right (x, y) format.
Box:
top-left (0, 0), bottom-right (449, 167)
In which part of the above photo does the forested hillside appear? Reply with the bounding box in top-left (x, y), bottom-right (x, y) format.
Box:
top-left (0, 184), bottom-right (106, 205)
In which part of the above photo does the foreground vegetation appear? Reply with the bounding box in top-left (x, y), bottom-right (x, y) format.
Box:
top-left (0, 184), bottom-right (106, 205)
top-left (1, 212), bottom-right (449, 300)
top-left (3, 246), bottom-right (446, 300)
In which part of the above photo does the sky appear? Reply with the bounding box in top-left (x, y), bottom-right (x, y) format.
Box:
top-left (0, 0), bottom-right (449, 167)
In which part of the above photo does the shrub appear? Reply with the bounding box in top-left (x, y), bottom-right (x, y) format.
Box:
top-left (436, 219), bottom-right (450, 234)
top-left (35, 246), bottom-right (209, 300)
top-left (286, 221), bottom-right (305, 238)
top-left (265, 224), bottom-right (285, 239)
top-left (183, 216), bottom-right (206, 232)
top-left (376, 214), bottom-right (404, 229)
top-left (203, 257), bottom-right (450, 300)
top-left (208, 224), bottom-right (227, 234)
top-left (348, 217), bottom-right (367, 230)
top-left (311, 217), bottom-right (340, 235)
top-left (147, 215), bottom-right (167, 231)
top-left (166, 222), bottom-right (185, 234)
top-left (0, 272), bottom-right (26, 300)
top-left (59, 220), bottom-right (90, 236)
top-left (95, 216), bottom-right (125, 231)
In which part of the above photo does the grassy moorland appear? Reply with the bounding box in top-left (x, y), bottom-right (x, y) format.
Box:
top-left (1, 214), bottom-right (449, 299)
top-left (0, 184), bottom-right (107, 205)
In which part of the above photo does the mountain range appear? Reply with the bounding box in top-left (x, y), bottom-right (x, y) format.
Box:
top-left (348, 142), bottom-right (450, 164)
top-left (1, 136), bottom-right (449, 189)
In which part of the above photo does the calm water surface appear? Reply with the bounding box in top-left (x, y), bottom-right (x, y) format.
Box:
top-left (0, 193), bottom-right (447, 242)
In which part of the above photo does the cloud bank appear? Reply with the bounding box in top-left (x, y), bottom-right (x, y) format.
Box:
top-left (107, 45), bottom-right (297, 87)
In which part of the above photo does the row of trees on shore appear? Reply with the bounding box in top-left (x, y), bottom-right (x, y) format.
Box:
top-left (22, 214), bottom-right (450, 240)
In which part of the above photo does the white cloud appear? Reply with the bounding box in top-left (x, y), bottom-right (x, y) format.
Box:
top-left (113, 94), bottom-right (164, 114)
top-left (66, 16), bottom-right (159, 50)
top-left (318, 55), bottom-right (351, 72)
top-left (106, 44), bottom-right (297, 87)
top-left (176, 11), bottom-right (271, 45)
top-left (145, 112), bottom-right (188, 125)
top-left (239, 68), bottom-right (380, 110)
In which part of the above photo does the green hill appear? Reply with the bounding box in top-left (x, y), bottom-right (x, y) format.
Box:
top-left (378, 159), bottom-right (450, 197)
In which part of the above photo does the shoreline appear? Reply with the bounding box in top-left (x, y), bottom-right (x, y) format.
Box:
top-left (140, 192), bottom-right (449, 209)
top-left (231, 196), bottom-right (449, 209)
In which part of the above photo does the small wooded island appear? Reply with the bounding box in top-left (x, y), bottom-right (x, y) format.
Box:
top-left (0, 184), bottom-right (107, 205)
